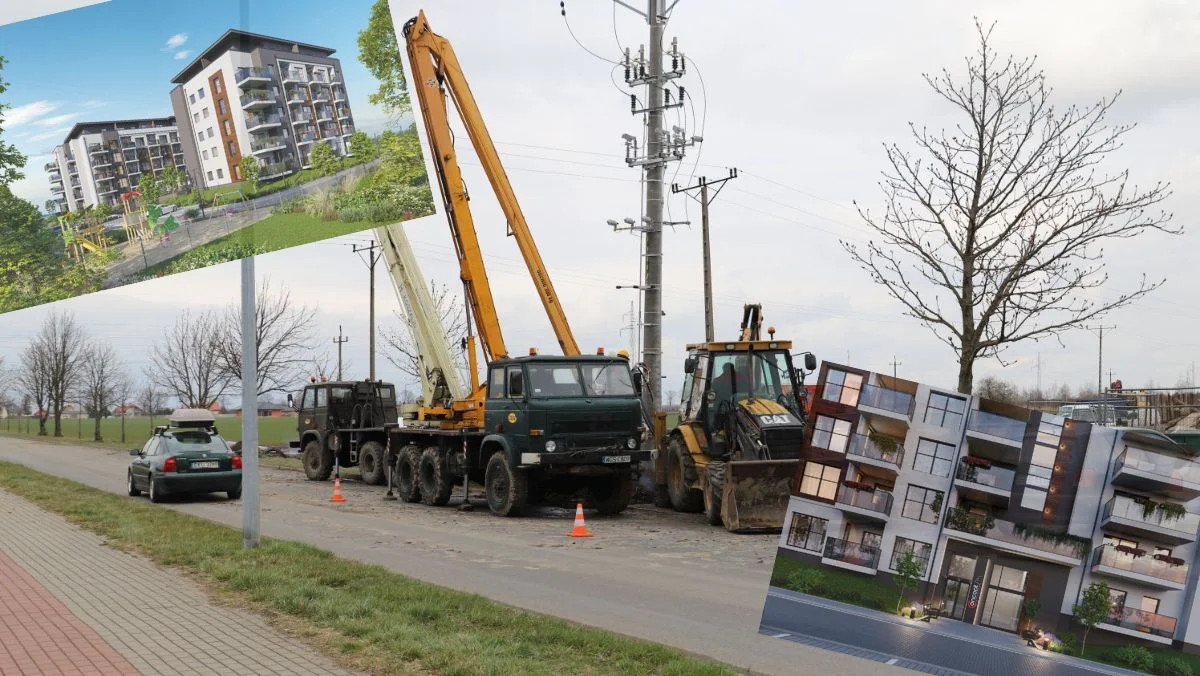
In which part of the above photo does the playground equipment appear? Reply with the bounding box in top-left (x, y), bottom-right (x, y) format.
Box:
top-left (121, 191), bottom-right (154, 243)
top-left (60, 212), bottom-right (110, 261)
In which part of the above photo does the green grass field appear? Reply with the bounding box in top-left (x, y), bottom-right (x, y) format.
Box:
top-left (0, 462), bottom-right (732, 676)
top-left (0, 415), bottom-right (298, 449)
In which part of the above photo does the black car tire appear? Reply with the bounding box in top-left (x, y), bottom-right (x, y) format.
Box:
top-left (303, 439), bottom-right (333, 481)
top-left (484, 451), bottom-right (528, 517)
top-left (148, 474), bottom-right (164, 503)
top-left (418, 447), bottom-right (453, 507)
top-left (591, 469), bottom-right (634, 516)
top-left (359, 441), bottom-right (386, 486)
top-left (127, 471), bottom-right (141, 497)
top-left (227, 487), bottom-right (242, 500)
top-left (395, 444), bottom-right (422, 503)
top-left (666, 437), bottom-right (703, 513)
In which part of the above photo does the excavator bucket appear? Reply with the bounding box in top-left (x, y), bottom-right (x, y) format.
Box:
top-left (719, 459), bottom-right (800, 533)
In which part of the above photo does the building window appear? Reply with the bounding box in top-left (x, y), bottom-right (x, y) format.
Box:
top-left (234, 165), bottom-right (242, 180)
top-left (202, 107), bottom-right (210, 119)
top-left (1020, 443), bottom-right (1055, 512)
top-left (228, 141), bottom-right (237, 156)
top-left (1142, 596), bottom-right (1160, 614)
top-left (202, 150), bottom-right (209, 160)
top-left (212, 147), bottom-right (219, 158)
top-left (822, 369), bottom-right (862, 406)
top-left (890, 537), bottom-right (931, 574)
top-left (213, 79), bottom-right (222, 94)
top-left (925, 392), bottom-right (966, 428)
top-left (901, 485), bottom-right (942, 524)
top-left (216, 168), bottom-right (224, 179)
top-left (206, 170), bottom-right (214, 181)
top-left (224, 120), bottom-right (233, 135)
top-left (812, 415), bottom-right (852, 453)
top-left (198, 87), bottom-right (206, 99)
top-left (198, 132), bottom-right (205, 143)
top-left (193, 112), bottom-right (200, 123)
top-left (913, 438), bottom-right (956, 477)
top-left (218, 99), bottom-right (228, 115)
top-left (189, 93), bottom-right (196, 104)
top-left (786, 514), bottom-right (826, 552)
top-left (799, 462), bottom-right (840, 501)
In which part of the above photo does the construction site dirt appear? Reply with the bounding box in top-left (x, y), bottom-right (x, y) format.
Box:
top-left (0, 436), bottom-right (902, 676)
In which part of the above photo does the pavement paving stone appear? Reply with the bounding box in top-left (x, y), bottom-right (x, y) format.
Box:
top-left (0, 487), bottom-right (362, 676)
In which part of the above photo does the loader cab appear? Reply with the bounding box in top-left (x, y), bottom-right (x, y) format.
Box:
top-left (293, 380), bottom-right (398, 438)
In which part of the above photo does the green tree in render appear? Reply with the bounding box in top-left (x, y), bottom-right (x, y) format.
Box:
top-left (357, 0), bottom-right (410, 117)
top-left (892, 549), bottom-right (924, 613)
top-left (348, 130), bottom-right (377, 161)
top-left (1072, 581), bottom-right (1110, 657)
top-left (138, 172), bottom-right (162, 206)
top-left (159, 164), bottom-right (184, 195)
top-left (310, 142), bottom-right (339, 177)
top-left (239, 155), bottom-right (261, 188)
top-left (0, 56), bottom-right (27, 185)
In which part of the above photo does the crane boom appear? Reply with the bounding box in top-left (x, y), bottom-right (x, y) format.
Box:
top-left (376, 222), bottom-right (467, 409)
top-left (403, 11), bottom-right (581, 358)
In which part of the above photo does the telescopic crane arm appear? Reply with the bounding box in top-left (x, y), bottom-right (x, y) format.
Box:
top-left (403, 11), bottom-right (581, 359)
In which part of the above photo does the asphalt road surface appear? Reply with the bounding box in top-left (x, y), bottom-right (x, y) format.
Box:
top-left (0, 436), bottom-right (913, 676)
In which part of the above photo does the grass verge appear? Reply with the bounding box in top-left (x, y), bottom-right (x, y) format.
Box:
top-left (0, 415), bottom-right (297, 449)
top-left (0, 461), bottom-right (731, 676)
top-left (769, 552), bottom-right (900, 612)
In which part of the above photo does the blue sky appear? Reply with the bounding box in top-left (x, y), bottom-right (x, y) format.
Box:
top-left (1, 0), bottom-right (401, 208)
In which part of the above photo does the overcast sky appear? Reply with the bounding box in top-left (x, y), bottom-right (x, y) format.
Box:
top-left (2, 0), bottom-right (1198, 406)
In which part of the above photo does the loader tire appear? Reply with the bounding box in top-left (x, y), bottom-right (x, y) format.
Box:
top-left (359, 441), bottom-right (386, 485)
top-left (653, 484), bottom-right (672, 509)
top-left (419, 447), bottom-right (453, 507)
top-left (395, 445), bottom-right (422, 503)
top-left (666, 437), bottom-right (703, 513)
top-left (303, 440), bottom-right (333, 481)
top-left (592, 469), bottom-right (634, 516)
top-left (484, 451), bottom-right (528, 517)
top-left (703, 462), bottom-right (725, 527)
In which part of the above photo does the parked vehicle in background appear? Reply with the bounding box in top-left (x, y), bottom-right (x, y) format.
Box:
top-left (127, 408), bottom-right (242, 503)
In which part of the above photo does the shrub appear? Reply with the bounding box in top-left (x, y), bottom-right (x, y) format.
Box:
top-left (152, 242), bottom-right (270, 277)
top-left (784, 568), bottom-right (824, 594)
top-left (1158, 657), bottom-right (1194, 676)
top-left (183, 207), bottom-right (201, 219)
top-left (1111, 645), bottom-right (1154, 672)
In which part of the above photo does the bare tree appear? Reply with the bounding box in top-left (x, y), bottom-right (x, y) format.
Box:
top-left (148, 310), bottom-right (231, 408)
top-left (30, 311), bottom-right (89, 437)
top-left (975, 375), bottom-right (1020, 404)
top-left (137, 380), bottom-right (166, 427)
top-left (217, 278), bottom-right (317, 397)
top-left (16, 341), bottom-right (51, 435)
top-left (844, 20), bottom-right (1180, 393)
top-left (309, 350), bottom-right (353, 382)
top-left (383, 281), bottom-right (468, 386)
top-left (114, 376), bottom-right (134, 444)
top-left (78, 342), bottom-right (128, 442)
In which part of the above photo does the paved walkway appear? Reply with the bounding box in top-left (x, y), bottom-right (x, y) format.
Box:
top-left (0, 488), bottom-right (360, 676)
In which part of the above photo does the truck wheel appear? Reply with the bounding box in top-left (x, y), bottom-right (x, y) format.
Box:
top-left (419, 447), bottom-right (453, 506)
top-left (592, 469), bottom-right (634, 516)
top-left (359, 441), bottom-right (386, 485)
top-left (703, 469), bottom-right (723, 527)
top-left (666, 437), bottom-right (703, 513)
top-left (395, 445), bottom-right (422, 503)
top-left (303, 440), bottom-right (332, 481)
top-left (485, 451), bottom-right (528, 517)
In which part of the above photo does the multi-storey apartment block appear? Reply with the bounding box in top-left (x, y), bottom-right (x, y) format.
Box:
top-left (168, 29), bottom-right (357, 190)
top-left (46, 118), bottom-right (187, 213)
top-left (778, 363), bottom-right (1200, 651)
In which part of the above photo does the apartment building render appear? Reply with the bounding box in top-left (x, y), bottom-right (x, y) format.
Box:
top-left (46, 118), bottom-right (187, 213)
top-left (777, 363), bottom-right (1200, 651)
top-left (168, 29), bottom-right (358, 190)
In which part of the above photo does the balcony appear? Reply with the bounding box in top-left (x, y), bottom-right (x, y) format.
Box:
top-left (240, 91), bottom-right (276, 109)
top-left (332, 87), bottom-right (346, 102)
top-left (1098, 606), bottom-right (1176, 645)
top-left (310, 70), bottom-right (331, 84)
top-left (49, 173), bottom-right (62, 183)
top-left (945, 508), bottom-right (1086, 565)
top-left (320, 126), bottom-right (340, 139)
top-left (95, 173), bottom-right (117, 183)
top-left (246, 114), bottom-right (283, 133)
top-left (50, 184), bottom-right (65, 195)
top-left (846, 433), bottom-right (904, 472)
top-left (282, 70), bottom-right (309, 84)
top-left (44, 162), bottom-right (57, 172)
top-left (821, 537), bottom-right (881, 575)
top-left (235, 67), bottom-right (272, 86)
top-left (249, 137), bottom-right (287, 155)
top-left (291, 110), bottom-right (314, 124)
top-left (286, 91), bottom-right (310, 105)
top-left (966, 409), bottom-right (1026, 447)
top-left (88, 143), bottom-right (109, 155)
top-left (315, 107), bottom-right (334, 122)
top-left (954, 458), bottom-right (1015, 506)
top-left (295, 132), bottom-right (317, 145)
top-left (1102, 495), bottom-right (1200, 545)
top-left (341, 124), bottom-right (356, 135)
top-left (1091, 544), bottom-right (1188, 590)
top-left (1112, 447), bottom-right (1200, 500)
top-left (857, 383), bottom-right (914, 423)
top-left (311, 91), bottom-right (330, 103)
top-left (834, 483), bottom-right (893, 522)
top-left (258, 159), bottom-right (298, 180)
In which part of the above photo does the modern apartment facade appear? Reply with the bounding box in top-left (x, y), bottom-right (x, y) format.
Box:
top-left (777, 362), bottom-right (1200, 651)
top-left (46, 118), bottom-right (187, 213)
top-left (168, 29), bottom-right (357, 190)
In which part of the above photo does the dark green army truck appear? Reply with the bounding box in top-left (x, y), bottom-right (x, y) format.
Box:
top-left (288, 354), bottom-right (650, 517)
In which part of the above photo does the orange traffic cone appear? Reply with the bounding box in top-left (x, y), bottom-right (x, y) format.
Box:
top-left (330, 476), bottom-right (346, 503)
top-left (566, 502), bottom-right (593, 538)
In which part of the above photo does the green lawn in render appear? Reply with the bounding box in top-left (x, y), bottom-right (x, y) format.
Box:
top-left (0, 415), bottom-right (298, 449)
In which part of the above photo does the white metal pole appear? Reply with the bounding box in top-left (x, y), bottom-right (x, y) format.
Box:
top-left (241, 256), bottom-right (260, 549)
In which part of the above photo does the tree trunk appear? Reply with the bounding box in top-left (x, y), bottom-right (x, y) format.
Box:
top-left (53, 412), bottom-right (62, 437)
top-left (37, 415), bottom-right (47, 436)
top-left (94, 414), bottom-right (103, 442)
top-left (957, 351), bottom-right (974, 395)
top-left (121, 415), bottom-right (126, 444)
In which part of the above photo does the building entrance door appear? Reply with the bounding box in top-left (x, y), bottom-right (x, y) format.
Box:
top-left (978, 564), bottom-right (1029, 632)
top-left (942, 554), bottom-right (977, 621)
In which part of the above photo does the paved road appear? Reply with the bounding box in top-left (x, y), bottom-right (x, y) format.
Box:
top-left (760, 588), bottom-right (1144, 676)
top-left (0, 487), bottom-right (359, 675)
top-left (0, 437), bottom-right (910, 676)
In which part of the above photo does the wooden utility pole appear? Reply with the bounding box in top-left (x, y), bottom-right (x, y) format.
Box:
top-left (352, 240), bottom-right (383, 380)
top-left (672, 168), bottom-right (738, 341)
top-left (333, 326), bottom-right (349, 380)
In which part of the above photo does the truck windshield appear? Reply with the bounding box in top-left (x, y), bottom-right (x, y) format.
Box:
top-left (525, 362), bottom-right (636, 398)
top-left (581, 363), bottom-right (636, 397)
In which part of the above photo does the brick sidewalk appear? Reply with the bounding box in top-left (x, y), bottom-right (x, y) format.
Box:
top-left (0, 489), bottom-right (360, 676)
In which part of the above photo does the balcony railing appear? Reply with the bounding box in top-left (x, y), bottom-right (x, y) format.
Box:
top-left (332, 88), bottom-right (347, 101)
top-left (1105, 495), bottom-right (1200, 536)
top-left (1103, 606), bottom-right (1177, 639)
top-left (341, 124), bottom-right (355, 135)
top-left (282, 70), bottom-right (309, 84)
top-left (44, 162), bottom-right (57, 172)
top-left (246, 114), bottom-right (283, 129)
top-left (296, 132), bottom-right (317, 144)
top-left (1116, 448), bottom-right (1200, 486)
top-left (835, 485), bottom-right (893, 516)
top-left (310, 71), bottom-right (331, 83)
top-left (966, 409), bottom-right (1026, 442)
top-left (823, 537), bottom-right (881, 569)
top-left (847, 433), bottom-right (905, 468)
top-left (955, 460), bottom-right (1016, 491)
top-left (286, 91), bottom-right (310, 104)
top-left (336, 107), bottom-right (352, 118)
top-left (291, 110), bottom-right (314, 123)
top-left (1092, 544), bottom-right (1190, 585)
top-left (311, 91), bottom-right (330, 103)
top-left (88, 143), bottom-right (109, 154)
top-left (858, 383), bottom-right (915, 417)
top-left (315, 107), bottom-right (334, 121)
top-left (259, 159), bottom-right (298, 178)
top-left (235, 66), bottom-right (272, 84)
top-left (240, 91), bottom-right (276, 107)
top-left (249, 137), bottom-right (287, 154)
top-left (320, 126), bottom-right (340, 138)
top-left (946, 508), bottom-right (1088, 559)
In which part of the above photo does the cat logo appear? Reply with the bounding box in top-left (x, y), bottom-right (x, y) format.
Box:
top-left (507, 412), bottom-right (518, 424)
top-left (759, 414), bottom-right (794, 426)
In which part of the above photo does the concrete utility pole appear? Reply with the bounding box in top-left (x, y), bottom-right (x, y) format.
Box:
top-left (672, 168), bottom-right (738, 342)
top-left (333, 326), bottom-right (349, 380)
top-left (240, 256), bottom-right (260, 549)
top-left (352, 240), bottom-right (383, 380)
top-left (890, 356), bottom-right (902, 380)
top-left (1087, 325), bottom-right (1116, 398)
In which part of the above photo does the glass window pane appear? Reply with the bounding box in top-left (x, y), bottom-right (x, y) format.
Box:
top-left (946, 396), bottom-right (966, 414)
top-left (817, 479), bottom-right (837, 500)
top-left (949, 554), bottom-right (975, 579)
top-left (1021, 489), bottom-right (1047, 511)
top-left (1031, 445), bottom-right (1056, 467)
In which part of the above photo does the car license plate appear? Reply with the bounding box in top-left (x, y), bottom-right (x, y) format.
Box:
top-left (603, 455), bottom-right (631, 464)
top-left (192, 461), bottom-right (219, 469)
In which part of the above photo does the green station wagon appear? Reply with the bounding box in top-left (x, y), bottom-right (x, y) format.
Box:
top-left (127, 409), bottom-right (242, 503)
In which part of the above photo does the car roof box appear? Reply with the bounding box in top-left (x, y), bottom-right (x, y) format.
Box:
top-left (169, 408), bottom-right (217, 428)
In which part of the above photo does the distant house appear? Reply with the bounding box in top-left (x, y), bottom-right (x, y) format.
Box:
top-left (206, 400), bottom-right (223, 414)
top-left (232, 406), bottom-right (292, 418)
top-left (113, 404), bottom-right (146, 416)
